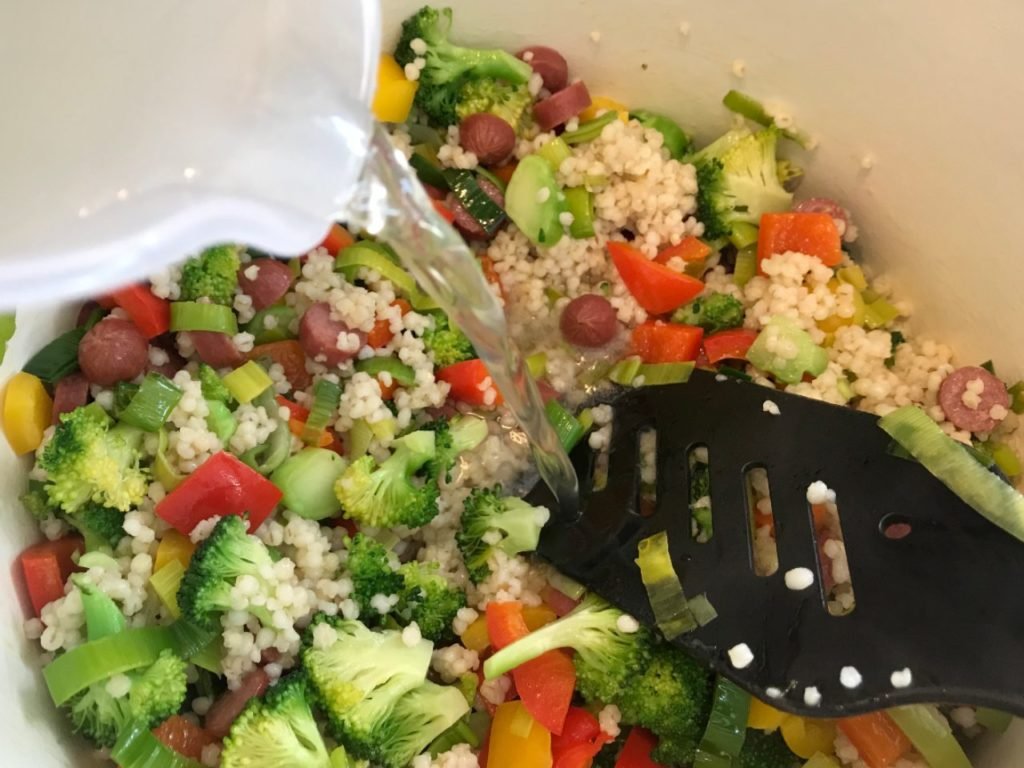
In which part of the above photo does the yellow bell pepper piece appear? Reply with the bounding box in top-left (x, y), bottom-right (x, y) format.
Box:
top-left (524, 604), bottom-right (557, 631)
top-left (748, 697), bottom-right (788, 732)
top-left (580, 96), bottom-right (629, 123)
top-left (150, 558), bottom-right (185, 618)
top-left (373, 54), bottom-right (419, 123)
top-left (154, 530), bottom-right (196, 573)
top-left (781, 715), bottom-right (837, 759)
top-left (817, 278), bottom-right (866, 333)
top-left (488, 700), bottom-right (553, 768)
top-left (461, 615), bottom-right (490, 653)
top-left (3, 372), bottom-right (53, 455)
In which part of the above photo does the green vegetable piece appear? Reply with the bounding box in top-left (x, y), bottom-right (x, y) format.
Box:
top-left (334, 430), bottom-right (439, 528)
top-left (863, 297), bottom-right (901, 329)
top-left (272, 448), bottom-right (348, 521)
top-left (630, 110), bottom-right (692, 158)
top-left (525, 352), bottom-right (547, 380)
top-left (443, 169), bottom-right (506, 235)
top-left (688, 126), bottom-right (792, 241)
top-left (561, 111), bottom-right (618, 145)
top-left (73, 576), bottom-right (127, 641)
top-left (636, 531), bottom-right (698, 639)
top-left (220, 674), bottom-right (332, 768)
top-left (67, 503), bottom-right (127, 552)
top-left (505, 155), bottom-right (567, 247)
top-left (197, 363), bottom-right (232, 403)
top-left (394, 6), bottom-right (532, 128)
top-left (179, 244), bottom-right (241, 305)
top-left (637, 362), bottom-right (696, 386)
top-left (119, 372), bottom-right (183, 432)
top-left (693, 676), bottom-right (751, 768)
top-left (721, 90), bottom-right (813, 150)
top-left (422, 312), bottom-right (476, 369)
top-left (608, 356), bottom-right (644, 386)
top-left (397, 560), bottom-right (466, 644)
top-left (564, 186), bottom-right (596, 239)
top-left (888, 705), bottom-right (972, 768)
top-left (545, 399), bottom-right (585, 452)
top-left (729, 221), bottom-right (760, 250)
top-left (335, 244), bottom-right (437, 311)
top-left (112, 719), bottom-right (205, 768)
top-left (23, 324), bottom-right (87, 385)
top-left (429, 717), bottom-right (480, 757)
top-left (879, 406), bottom-right (1024, 545)
top-left (409, 150), bottom-right (450, 190)
top-left (746, 316), bottom-right (828, 384)
top-left (672, 293), bottom-right (745, 334)
top-left (457, 485), bottom-right (550, 583)
top-left (39, 403), bottom-right (148, 514)
top-left (453, 79), bottom-right (533, 135)
top-left (302, 378), bottom-right (343, 445)
top-left (245, 304), bottom-right (299, 345)
top-left (237, 388), bottom-right (292, 476)
top-left (355, 357), bottom-right (417, 387)
top-left (975, 707), bottom-right (1013, 734)
top-left (205, 399), bottom-right (238, 443)
top-left (733, 246), bottom-right (758, 287)
top-left (537, 137), bottom-right (572, 172)
top-left (421, 414), bottom-right (488, 483)
top-left (169, 301), bottom-right (239, 335)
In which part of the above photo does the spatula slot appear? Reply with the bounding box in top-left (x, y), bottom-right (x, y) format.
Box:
top-left (811, 493), bottom-right (857, 617)
top-left (688, 446), bottom-right (712, 543)
top-left (638, 428), bottom-right (657, 517)
top-left (879, 513), bottom-right (912, 541)
top-left (745, 467), bottom-right (779, 576)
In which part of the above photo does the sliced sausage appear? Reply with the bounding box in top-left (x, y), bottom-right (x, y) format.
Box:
top-left (938, 366), bottom-right (1011, 433)
top-left (78, 318), bottom-right (148, 386)
top-left (147, 343), bottom-right (185, 379)
top-left (533, 81), bottom-right (592, 132)
top-left (204, 667), bottom-right (270, 739)
top-left (460, 113), bottom-right (516, 166)
top-left (518, 46), bottom-right (569, 92)
top-left (51, 373), bottom-right (90, 424)
top-left (793, 198), bottom-right (854, 240)
top-left (299, 302), bottom-right (366, 367)
top-left (560, 294), bottom-right (619, 347)
top-left (450, 177), bottom-right (505, 241)
top-left (190, 331), bottom-right (245, 369)
top-left (237, 258), bottom-right (294, 311)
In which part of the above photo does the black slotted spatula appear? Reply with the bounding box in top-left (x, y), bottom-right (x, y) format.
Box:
top-left (526, 367), bottom-right (1024, 718)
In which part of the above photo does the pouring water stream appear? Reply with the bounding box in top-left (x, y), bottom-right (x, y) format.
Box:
top-left (347, 126), bottom-right (579, 512)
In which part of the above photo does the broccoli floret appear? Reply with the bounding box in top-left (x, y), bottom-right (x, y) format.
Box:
top-left (457, 486), bottom-right (550, 583)
top-left (67, 503), bottom-right (126, 550)
top-left (672, 293), bottom-right (746, 334)
top-left (335, 431), bottom-right (439, 528)
top-left (179, 244), bottom-right (241, 305)
top-left (177, 515), bottom-right (278, 631)
top-left (483, 594), bottom-right (653, 703)
top-left (20, 480), bottom-right (53, 521)
top-left (67, 648), bottom-right (187, 748)
top-left (396, 561), bottom-right (466, 644)
top-left (422, 414), bottom-right (488, 482)
top-left (198, 363), bottom-right (233, 402)
top-left (737, 729), bottom-right (802, 768)
top-left (616, 642), bottom-right (714, 766)
top-left (689, 127), bottom-right (792, 241)
top-left (395, 6), bottom-right (532, 128)
top-left (346, 534), bottom-right (404, 619)
top-left (422, 312), bottom-right (475, 369)
top-left (455, 80), bottom-right (533, 135)
top-left (362, 681), bottom-right (470, 768)
top-left (38, 404), bottom-right (148, 515)
top-left (301, 616), bottom-right (432, 743)
top-left (221, 673), bottom-right (331, 768)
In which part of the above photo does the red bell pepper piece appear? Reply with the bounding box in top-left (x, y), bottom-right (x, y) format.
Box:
top-left (552, 707), bottom-right (611, 768)
top-left (109, 284), bottom-right (171, 339)
top-left (486, 601), bottom-right (576, 736)
top-left (275, 395), bottom-right (310, 423)
top-left (702, 328), bottom-right (759, 364)
top-left (19, 536), bottom-right (84, 616)
top-left (319, 222), bottom-right (355, 256)
top-left (541, 585), bottom-right (581, 618)
top-left (608, 242), bottom-right (704, 315)
top-left (653, 237), bottom-right (712, 268)
top-left (248, 340), bottom-right (312, 391)
top-left (615, 728), bottom-right (667, 768)
top-left (757, 212), bottom-right (841, 270)
top-left (437, 359), bottom-right (504, 407)
top-left (155, 451), bottom-right (282, 535)
top-left (631, 322), bottom-right (704, 364)
top-left (837, 712), bottom-right (912, 768)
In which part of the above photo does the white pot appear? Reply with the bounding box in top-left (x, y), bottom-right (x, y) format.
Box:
top-left (2, 0), bottom-right (1023, 763)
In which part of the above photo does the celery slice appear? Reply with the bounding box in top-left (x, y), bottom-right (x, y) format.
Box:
top-left (975, 707), bottom-right (1013, 733)
top-left (222, 360), bottom-right (272, 404)
top-left (536, 137), bottom-right (572, 171)
top-left (169, 301), bottom-right (238, 335)
top-left (301, 378), bottom-right (343, 445)
top-left (879, 406), bottom-right (1024, 543)
top-left (155, 429), bottom-right (184, 492)
top-left (609, 356), bottom-right (644, 386)
top-left (119, 372), bottom-right (182, 432)
top-left (635, 531), bottom-right (697, 639)
top-left (863, 297), bottom-right (901, 329)
top-left (746, 316), bottom-right (828, 384)
top-left (354, 357), bottom-right (417, 387)
top-left (150, 559), bottom-right (185, 618)
top-left (729, 221), bottom-right (760, 250)
top-left (564, 186), bottom-right (595, 239)
top-left (347, 418), bottom-right (374, 459)
top-left (637, 361), bottom-right (695, 386)
top-left (888, 705), bottom-right (972, 768)
top-left (545, 400), bottom-right (584, 452)
top-left (112, 720), bottom-right (205, 768)
top-left (44, 626), bottom-right (176, 705)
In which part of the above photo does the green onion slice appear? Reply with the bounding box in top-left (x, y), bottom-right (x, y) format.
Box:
top-left (112, 720), bottom-right (205, 768)
top-left (635, 531), bottom-right (697, 639)
top-left (119, 373), bottom-right (182, 431)
top-left (694, 676), bottom-right (751, 768)
top-left (609, 356), bottom-right (644, 387)
top-left (302, 378), bottom-right (343, 445)
top-left (22, 325), bottom-right (87, 384)
top-left (888, 705), bottom-right (972, 768)
top-left (44, 626), bottom-right (176, 705)
top-left (564, 187), bottom-right (595, 239)
top-left (722, 90), bottom-right (813, 149)
top-left (636, 361), bottom-right (695, 386)
top-left (562, 111), bottom-right (618, 145)
top-left (354, 357), bottom-right (417, 387)
top-left (545, 399), bottom-right (585, 452)
top-left (879, 406), bottom-right (1024, 544)
top-left (222, 360), bottom-right (272, 404)
top-left (169, 301), bottom-right (238, 335)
